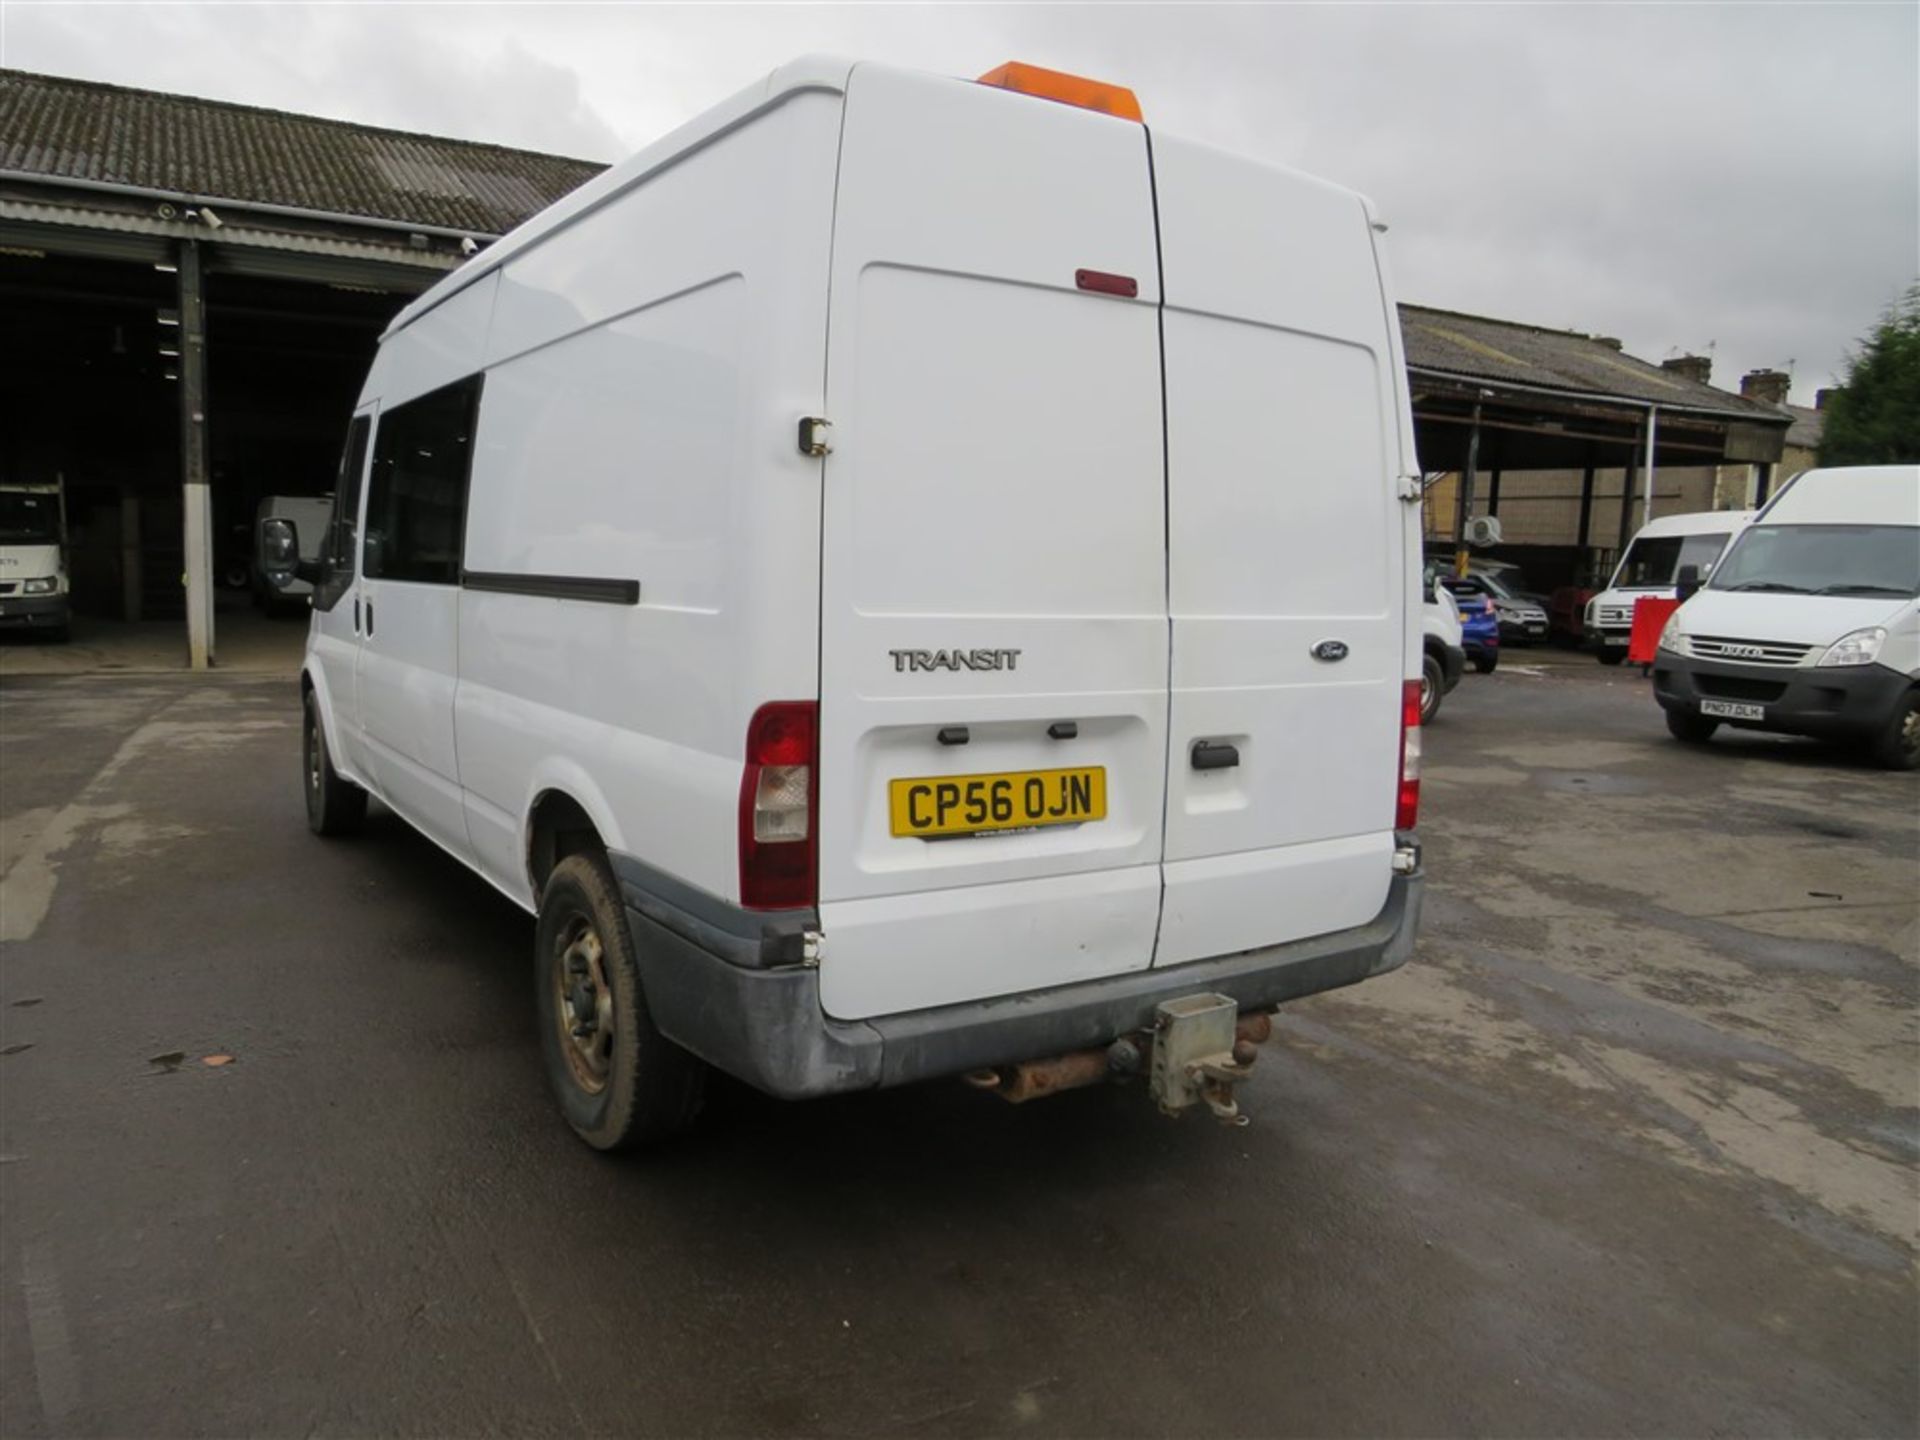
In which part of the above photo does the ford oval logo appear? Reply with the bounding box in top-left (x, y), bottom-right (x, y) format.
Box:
top-left (1310, 639), bottom-right (1350, 662)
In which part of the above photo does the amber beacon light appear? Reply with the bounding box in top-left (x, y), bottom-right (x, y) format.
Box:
top-left (975, 62), bottom-right (1144, 122)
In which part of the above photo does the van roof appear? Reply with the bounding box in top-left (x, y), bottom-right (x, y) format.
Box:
top-left (1760, 465), bottom-right (1920, 527)
top-left (1630, 509), bottom-right (1752, 539)
top-left (383, 55), bottom-right (857, 341)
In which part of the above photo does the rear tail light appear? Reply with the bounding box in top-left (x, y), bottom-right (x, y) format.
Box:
top-left (739, 701), bottom-right (817, 910)
top-left (1396, 678), bottom-right (1422, 831)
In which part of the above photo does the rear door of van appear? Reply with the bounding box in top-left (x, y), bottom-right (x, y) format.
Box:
top-left (1150, 136), bottom-right (1409, 966)
top-left (814, 66), bottom-right (1169, 1021)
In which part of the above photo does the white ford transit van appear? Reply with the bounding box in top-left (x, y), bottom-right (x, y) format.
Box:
top-left (264, 59), bottom-right (1426, 1148)
top-left (1654, 465), bottom-right (1920, 768)
top-left (1584, 509), bottom-right (1752, 663)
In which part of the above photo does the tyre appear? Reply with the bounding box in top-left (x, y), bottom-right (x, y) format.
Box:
top-left (303, 689), bottom-right (367, 836)
top-left (1868, 690), bottom-right (1920, 771)
top-left (1472, 652), bottom-right (1497, 675)
top-left (1665, 709), bottom-right (1719, 745)
top-left (536, 851), bottom-right (706, 1151)
top-left (1597, 648), bottom-right (1627, 667)
top-left (1420, 652), bottom-right (1445, 724)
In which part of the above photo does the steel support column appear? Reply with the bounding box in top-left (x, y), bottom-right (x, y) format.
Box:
top-left (1615, 433), bottom-right (1641, 557)
top-left (1641, 405), bottom-right (1659, 528)
top-left (1454, 402), bottom-right (1482, 576)
top-left (177, 237), bottom-right (213, 668)
top-left (1576, 451), bottom-right (1597, 552)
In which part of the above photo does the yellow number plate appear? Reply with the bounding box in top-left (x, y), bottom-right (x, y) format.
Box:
top-left (889, 767), bottom-right (1107, 838)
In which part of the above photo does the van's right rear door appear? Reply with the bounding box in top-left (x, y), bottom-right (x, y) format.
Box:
top-left (1152, 136), bottom-right (1409, 967)
top-left (814, 66), bottom-right (1169, 1022)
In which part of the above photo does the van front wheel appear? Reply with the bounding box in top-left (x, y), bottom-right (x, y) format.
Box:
top-left (1868, 690), bottom-right (1920, 771)
top-left (536, 852), bottom-right (706, 1151)
top-left (303, 691), bottom-right (366, 836)
top-left (1665, 709), bottom-right (1719, 745)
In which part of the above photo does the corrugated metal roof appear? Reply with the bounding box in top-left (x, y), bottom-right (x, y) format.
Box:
top-left (1399, 303), bottom-right (1785, 422)
top-left (0, 195), bottom-right (457, 268)
top-left (0, 67), bottom-right (606, 236)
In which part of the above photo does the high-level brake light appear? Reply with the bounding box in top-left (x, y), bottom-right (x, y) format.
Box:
top-left (976, 62), bottom-right (1143, 122)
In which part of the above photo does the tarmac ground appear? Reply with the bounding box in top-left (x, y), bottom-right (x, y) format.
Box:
top-left (1, 644), bottom-right (1914, 1437)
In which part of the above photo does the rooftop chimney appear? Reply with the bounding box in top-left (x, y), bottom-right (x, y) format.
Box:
top-left (1815, 387), bottom-right (1841, 411)
top-left (1660, 354), bottom-right (1712, 386)
top-left (1740, 369), bottom-right (1791, 406)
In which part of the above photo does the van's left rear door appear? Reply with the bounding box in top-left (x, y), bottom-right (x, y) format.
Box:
top-left (814, 65), bottom-right (1169, 1022)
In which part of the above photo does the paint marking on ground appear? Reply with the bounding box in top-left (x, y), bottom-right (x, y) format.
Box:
top-left (20, 1241), bottom-right (80, 1432)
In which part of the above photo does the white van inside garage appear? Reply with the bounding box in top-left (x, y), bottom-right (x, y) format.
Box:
top-left (266, 57), bottom-right (1426, 1149)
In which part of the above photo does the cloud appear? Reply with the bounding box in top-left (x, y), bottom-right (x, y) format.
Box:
top-left (4, 1), bottom-right (1913, 402)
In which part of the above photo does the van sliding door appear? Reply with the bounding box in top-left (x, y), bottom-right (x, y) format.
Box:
top-left (814, 65), bottom-right (1170, 1022)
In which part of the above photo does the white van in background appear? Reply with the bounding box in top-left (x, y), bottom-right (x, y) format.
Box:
top-left (1585, 508), bottom-right (1752, 663)
top-left (0, 479), bottom-right (70, 639)
top-left (1654, 465), bottom-right (1920, 768)
top-left (263, 58), bottom-right (1425, 1149)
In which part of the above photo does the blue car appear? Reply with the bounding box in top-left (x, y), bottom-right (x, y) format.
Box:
top-left (1458, 591), bottom-right (1499, 673)
top-left (1435, 570), bottom-right (1500, 674)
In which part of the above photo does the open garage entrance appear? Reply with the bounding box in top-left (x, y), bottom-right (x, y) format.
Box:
top-left (1, 66), bottom-right (601, 667)
top-left (0, 249), bottom-right (403, 627)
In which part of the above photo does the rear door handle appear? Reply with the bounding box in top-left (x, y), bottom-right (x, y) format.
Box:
top-left (1191, 740), bottom-right (1239, 771)
top-left (363, 599), bottom-right (373, 637)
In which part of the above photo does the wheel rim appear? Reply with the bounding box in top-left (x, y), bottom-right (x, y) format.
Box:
top-left (1901, 704), bottom-right (1920, 760)
top-left (552, 914), bottom-right (614, 1095)
top-left (1421, 672), bottom-right (1436, 716)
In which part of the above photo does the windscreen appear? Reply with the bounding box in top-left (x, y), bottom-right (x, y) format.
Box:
top-left (1614, 530), bottom-right (1731, 588)
top-left (0, 492), bottom-right (60, 544)
top-left (1709, 524), bottom-right (1920, 597)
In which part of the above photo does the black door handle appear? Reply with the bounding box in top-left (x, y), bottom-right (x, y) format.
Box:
top-left (364, 599), bottom-right (373, 637)
top-left (353, 596), bottom-right (361, 634)
top-left (1191, 740), bottom-right (1239, 771)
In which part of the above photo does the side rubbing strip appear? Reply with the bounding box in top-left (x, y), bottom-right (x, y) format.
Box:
top-left (461, 571), bottom-right (640, 605)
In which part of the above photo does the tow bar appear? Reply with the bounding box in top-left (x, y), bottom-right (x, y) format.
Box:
top-left (964, 995), bottom-right (1272, 1126)
top-left (1147, 993), bottom-right (1258, 1125)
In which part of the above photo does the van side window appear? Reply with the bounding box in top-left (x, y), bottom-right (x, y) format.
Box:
top-left (313, 415), bottom-right (370, 612)
top-left (364, 375), bottom-right (483, 585)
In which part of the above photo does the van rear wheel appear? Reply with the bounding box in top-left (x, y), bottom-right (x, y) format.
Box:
top-left (536, 852), bottom-right (705, 1151)
top-left (303, 690), bottom-right (366, 836)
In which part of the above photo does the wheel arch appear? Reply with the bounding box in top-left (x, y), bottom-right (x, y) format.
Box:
top-left (523, 763), bottom-right (625, 904)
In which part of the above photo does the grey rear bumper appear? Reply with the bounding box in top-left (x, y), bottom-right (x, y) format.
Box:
top-left (612, 852), bottom-right (1422, 1101)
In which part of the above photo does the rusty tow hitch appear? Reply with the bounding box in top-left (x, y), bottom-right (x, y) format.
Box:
top-left (964, 998), bottom-right (1274, 1126)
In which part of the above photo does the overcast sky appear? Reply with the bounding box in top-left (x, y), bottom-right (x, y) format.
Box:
top-left (4, 2), bottom-right (1914, 403)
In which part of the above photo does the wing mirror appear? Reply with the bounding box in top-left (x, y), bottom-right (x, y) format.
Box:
top-left (1675, 563), bottom-right (1702, 602)
top-left (257, 517), bottom-right (321, 590)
